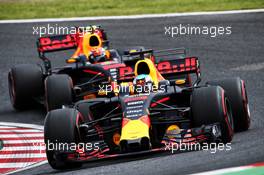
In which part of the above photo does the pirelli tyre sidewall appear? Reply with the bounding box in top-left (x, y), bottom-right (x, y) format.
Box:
top-left (45, 74), bottom-right (73, 111)
top-left (8, 64), bottom-right (43, 110)
top-left (206, 77), bottom-right (250, 132)
top-left (44, 108), bottom-right (83, 169)
top-left (191, 86), bottom-right (234, 143)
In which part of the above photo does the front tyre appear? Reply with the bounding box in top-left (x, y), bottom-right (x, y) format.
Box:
top-left (44, 108), bottom-right (83, 169)
top-left (207, 77), bottom-right (250, 132)
top-left (191, 86), bottom-right (234, 143)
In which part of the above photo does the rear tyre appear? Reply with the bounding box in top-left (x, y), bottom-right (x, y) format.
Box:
top-left (44, 108), bottom-right (83, 170)
top-left (191, 86), bottom-right (234, 143)
top-left (8, 64), bottom-right (43, 110)
top-left (45, 74), bottom-right (73, 111)
top-left (207, 78), bottom-right (250, 132)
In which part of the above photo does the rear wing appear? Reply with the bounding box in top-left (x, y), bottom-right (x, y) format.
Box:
top-left (37, 34), bottom-right (78, 57)
top-left (154, 47), bottom-right (186, 63)
top-left (153, 48), bottom-right (200, 85)
top-left (155, 55), bottom-right (199, 75)
top-left (36, 26), bottom-right (109, 74)
top-left (118, 48), bottom-right (201, 85)
top-left (157, 57), bottom-right (199, 74)
top-left (37, 26), bottom-right (108, 57)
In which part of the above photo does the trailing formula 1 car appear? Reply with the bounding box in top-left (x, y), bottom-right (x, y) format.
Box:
top-left (44, 49), bottom-right (250, 169)
top-left (8, 26), bottom-right (124, 111)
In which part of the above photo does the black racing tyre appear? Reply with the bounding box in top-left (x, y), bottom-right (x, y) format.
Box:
top-left (44, 108), bottom-right (83, 170)
top-left (191, 86), bottom-right (234, 143)
top-left (45, 74), bottom-right (73, 111)
top-left (206, 77), bottom-right (250, 132)
top-left (8, 64), bottom-right (43, 110)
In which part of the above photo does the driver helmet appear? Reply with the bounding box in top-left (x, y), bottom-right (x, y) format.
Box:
top-left (133, 74), bottom-right (153, 93)
top-left (89, 47), bottom-right (109, 63)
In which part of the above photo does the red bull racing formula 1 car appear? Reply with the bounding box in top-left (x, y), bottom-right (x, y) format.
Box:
top-left (44, 49), bottom-right (250, 169)
top-left (8, 26), bottom-right (124, 111)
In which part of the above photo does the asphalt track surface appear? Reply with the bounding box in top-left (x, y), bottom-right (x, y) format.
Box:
top-left (0, 12), bottom-right (264, 175)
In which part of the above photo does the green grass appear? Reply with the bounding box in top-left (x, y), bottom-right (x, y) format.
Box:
top-left (0, 0), bottom-right (263, 20)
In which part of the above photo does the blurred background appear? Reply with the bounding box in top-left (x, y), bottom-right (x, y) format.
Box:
top-left (0, 0), bottom-right (264, 19)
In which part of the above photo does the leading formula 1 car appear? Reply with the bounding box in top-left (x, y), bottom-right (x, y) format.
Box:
top-left (44, 49), bottom-right (250, 169)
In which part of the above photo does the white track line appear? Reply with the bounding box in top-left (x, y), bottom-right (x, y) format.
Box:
top-left (0, 154), bottom-right (46, 159)
top-left (0, 134), bottom-right (43, 138)
top-left (0, 122), bottom-right (43, 130)
top-left (0, 126), bottom-right (16, 129)
top-left (191, 166), bottom-right (252, 175)
top-left (3, 140), bottom-right (44, 144)
top-left (0, 162), bottom-right (36, 168)
top-left (2, 146), bottom-right (45, 151)
top-left (0, 130), bottom-right (43, 133)
top-left (231, 62), bottom-right (264, 71)
top-left (0, 9), bottom-right (263, 24)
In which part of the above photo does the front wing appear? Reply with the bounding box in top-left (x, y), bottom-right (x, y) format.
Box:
top-left (51, 123), bottom-right (221, 163)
